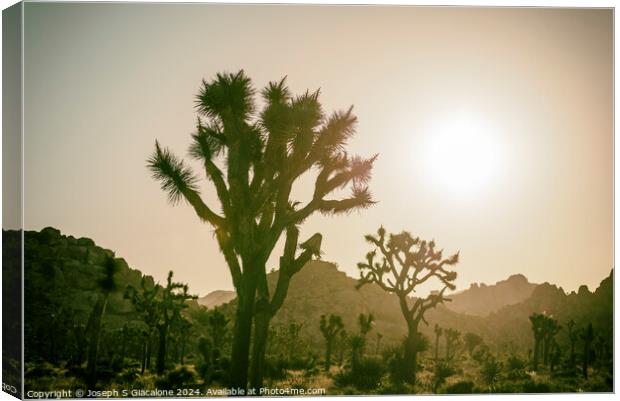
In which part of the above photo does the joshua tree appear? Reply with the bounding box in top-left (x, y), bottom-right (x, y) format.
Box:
top-left (286, 321), bottom-right (302, 362)
top-left (463, 332), bottom-right (483, 357)
top-left (320, 314), bottom-right (344, 370)
top-left (176, 318), bottom-right (192, 365)
top-left (444, 328), bottom-right (461, 361)
top-left (357, 313), bottom-right (374, 356)
top-left (207, 307), bottom-right (230, 351)
top-left (357, 227), bottom-right (459, 385)
top-left (125, 277), bottom-right (161, 374)
top-left (549, 340), bottom-right (561, 372)
top-left (529, 313), bottom-right (546, 371)
top-left (71, 321), bottom-right (88, 367)
top-left (349, 334), bottom-right (365, 371)
top-left (542, 317), bottom-right (561, 366)
top-left (154, 272), bottom-right (196, 375)
top-left (375, 332), bottom-right (383, 356)
top-left (594, 335), bottom-right (608, 367)
top-left (148, 71), bottom-right (376, 389)
top-left (567, 319), bottom-right (578, 365)
top-left (85, 255), bottom-right (119, 388)
top-left (580, 323), bottom-right (594, 379)
top-left (337, 330), bottom-right (348, 366)
top-left (434, 324), bottom-right (443, 360)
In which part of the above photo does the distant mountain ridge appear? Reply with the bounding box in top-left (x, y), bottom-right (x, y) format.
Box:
top-left (197, 290), bottom-right (235, 309)
top-left (211, 260), bottom-right (612, 352)
top-left (445, 274), bottom-right (537, 316)
top-left (199, 270), bottom-right (538, 317)
top-left (16, 227), bottom-right (612, 357)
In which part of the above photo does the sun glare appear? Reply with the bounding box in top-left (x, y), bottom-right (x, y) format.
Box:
top-left (422, 114), bottom-right (502, 196)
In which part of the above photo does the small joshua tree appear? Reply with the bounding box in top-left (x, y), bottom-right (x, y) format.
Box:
top-left (529, 313), bottom-right (546, 371)
top-left (434, 324), bottom-right (443, 360)
top-left (567, 319), bottom-right (578, 366)
top-left (154, 272), bottom-right (196, 375)
top-left (85, 255), bottom-right (119, 388)
top-left (320, 314), bottom-right (344, 370)
top-left (125, 277), bottom-right (160, 374)
top-left (464, 332), bottom-right (483, 357)
top-left (444, 328), bottom-right (461, 361)
top-left (375, 332), bottom-right (383, 356)
top-left (580, 323), bottom-right (594, 379)
top-left (542, 316), bottom-right (561, 366)
top-left (207, 307), bottom-right (229, 351)
top-left (357, 313), bottom-right (374, 356)
top-left (286, 321), bottom-right (302, 362)
top-left (357, 227), bottom-right (459, 385)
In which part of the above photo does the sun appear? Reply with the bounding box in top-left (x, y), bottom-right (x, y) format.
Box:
top-left (421, 114), bottom-right (502, 196)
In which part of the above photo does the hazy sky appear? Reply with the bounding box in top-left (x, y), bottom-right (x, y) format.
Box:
top-left (22, 4), bottom-right (612, 297)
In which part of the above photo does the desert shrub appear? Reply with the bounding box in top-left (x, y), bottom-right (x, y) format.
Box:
top-left (382, 345), bottom-right (407, 385)
top-left (335, 357), bottom-right (384, 391)
top-left (521, 379), bottom-right (552, 393)
top-left (489, 380), bottom-right (525, 393)
top-left (25, 363), bottom-right (57, 379)
top-left (444, 380), bottom-right (477, 394)
top-left (583, 375), bottom-right (613, 392)
top-left (376, 379), bottom-right (411, 395)
top-left (155, 366), bottom-right (197, 389)
top-left (116, 368), bottom-right (139, 385)
top-left (506, 354), bottom-right (525, 371)
top-left (472, 344), bottom-right (490, 363)
top-left (263, 356), bottom-right (288, 381)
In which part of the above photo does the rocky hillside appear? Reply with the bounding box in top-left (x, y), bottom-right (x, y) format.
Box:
top-left (214, 260), bottom-right (612, 352)
top-left (197, 290), bottom-right (235, 309)
top-left (13, 227), bottom-right (613, 358)
top-left (445, 274), bottom-right (537, 316)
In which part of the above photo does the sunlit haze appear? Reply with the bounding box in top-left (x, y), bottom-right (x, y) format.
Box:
top-left (21, 4), bottom-right (612, 297)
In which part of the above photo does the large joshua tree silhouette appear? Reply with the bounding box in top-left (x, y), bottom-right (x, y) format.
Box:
top-left (357, 227), bottom-right (459, 385)
top-left (147, 71), bottom-right (376, 389)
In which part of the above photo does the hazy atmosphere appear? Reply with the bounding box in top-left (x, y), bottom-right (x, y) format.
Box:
top-left (23, 4), bottom-right (612, 297)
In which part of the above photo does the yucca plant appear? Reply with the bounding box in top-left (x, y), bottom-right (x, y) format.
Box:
top-left (148, 71), bottom-right (376, 388)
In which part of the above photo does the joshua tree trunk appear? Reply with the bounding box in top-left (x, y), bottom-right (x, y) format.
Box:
top-left (156, 324), bottom-right (168, 375)
top-left (146, 333), bottom-right (153, 371)
top-left (249, 302), bottom-right (271, 389)
top-left (402, 316), bottom-right (420, 386)
top-left (403, 330), bottom-right (419, 386)
top-left (324, 340), bottom-right (334, 370)
top-left (180, 336), bottom-right (186, 365)
top-left (141, 342), bottom-right (147, 374)
top-left (583, 343), bottom-right (590, 379)
top-left (338, 344), bottom-right (345, 366)
top-left (86, 294), bottom-right (109, 388)
top-left (532, 337), bottom-right (541, 371)
top-left (229, 273), bottom-right (258, 391)
top-left (120, 329), bottom-right (127, 363)
top-left (543, 335), bottom-right (550, 366)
